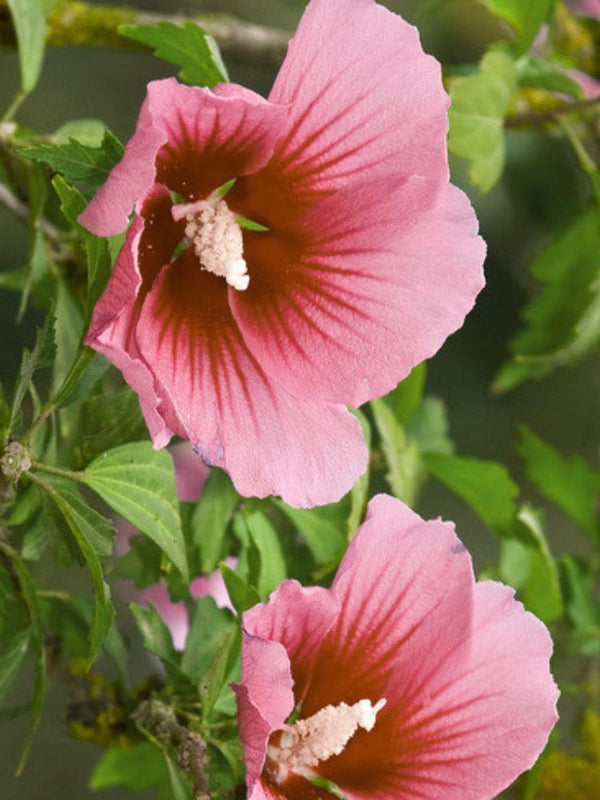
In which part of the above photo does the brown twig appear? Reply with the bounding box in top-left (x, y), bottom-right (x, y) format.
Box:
top-left (505, 95), bottom-right (600, 128)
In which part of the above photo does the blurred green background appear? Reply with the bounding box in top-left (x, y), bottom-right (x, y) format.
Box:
top-left (2, 0), bottom-right (599, 797)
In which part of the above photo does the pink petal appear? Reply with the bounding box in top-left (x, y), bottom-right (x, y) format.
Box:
top-left (243, 581), bottom-right (339, 705)
top-left (84, 214), bottom-right (174, 448)
top-left (234, 636), bottom-right (295, 792)
top-left (268, 0), bottom-right (450, 192)
top-left (134, 251), bottom-right (368, 507)
top-left (236, 495), bottom-right (557, 800)
top-left (232, 179), bottom-right (485, 406)
top-left (79, 78), bottom-right (288, 236)
top-left (170, 441), bottom-right (211, 502)
top-left (300, 495), bottom-right (475, 719)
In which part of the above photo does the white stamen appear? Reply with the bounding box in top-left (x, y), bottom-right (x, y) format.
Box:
top-left (267, 698), bottom-right (386, 784)
top-left (174, 198), bottom-right (249, 290)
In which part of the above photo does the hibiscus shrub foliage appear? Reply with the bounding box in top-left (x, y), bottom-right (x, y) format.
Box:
top-left (2, 0), bottom-right (600, 798)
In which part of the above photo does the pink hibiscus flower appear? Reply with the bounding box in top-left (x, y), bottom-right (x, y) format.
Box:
top-left (80, 0), bottom-right (485, 507)
top-left (235, 494), bottom-right (558, 800)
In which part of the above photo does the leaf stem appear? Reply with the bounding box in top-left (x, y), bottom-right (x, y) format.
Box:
top-left (29, 461), bottom-right (85, 482)
top-left (505, 95), bottom-right (600, 128)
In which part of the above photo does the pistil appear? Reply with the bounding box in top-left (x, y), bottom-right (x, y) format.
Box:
top-left (172, 198), bottom-right (249, 290)
top-left (267, 698), bottom-right (386, 784)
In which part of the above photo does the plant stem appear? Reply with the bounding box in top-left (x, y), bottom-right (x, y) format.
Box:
top-left (505, 95), bottom-right (600, 128)
top-left (29, 461), bottom-right (85, 482)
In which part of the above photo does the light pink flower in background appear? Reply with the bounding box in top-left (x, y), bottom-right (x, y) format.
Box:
top-left (235, 494), bottom-right (558, 800)
top-left (80, 0), bottom-right (485, 507)
top-left (133, 560), bottom-right (235, 650)
top-left (570, 0), bottom-right (600, 18)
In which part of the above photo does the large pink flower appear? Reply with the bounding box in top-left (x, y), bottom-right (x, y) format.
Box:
top-left (235, 494), bottom-right (558, 800)
top-left (80, 0), bottom-right (485, 507)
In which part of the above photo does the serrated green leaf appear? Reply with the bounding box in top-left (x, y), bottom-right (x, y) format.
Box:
top-left (84, 442), bottom-right (188, 581)
top-left (39, 476), bottom-right (115, 663)
top-left (424, 451), bottom-right (520, 538)
top-left (494, 207), bottom-right (600, 390)
top-left (24, 130), bottom-right (124, 194)
top-left (371, 397), bottom-right (425, 506)
top-left (219, 563), bottom-right (260, 615)
top-left (52, 175), bottom-right (112, 314)
top-left (0, 628), bottom-right (31, 704)
top-left (518, 426), bottom-right (600, 542)
top-left (476, 0), bottom-right (556, 47)
top-left (191, 468), bottom-right (238, 573)
top-left (72, 386), bottom-right (147, 467)
top-left (119, 21), bottom-right (229, 86)
top-left (8, 306), bottom-right (56, 435)
top-left (449, 48), bottom-right (517, 191)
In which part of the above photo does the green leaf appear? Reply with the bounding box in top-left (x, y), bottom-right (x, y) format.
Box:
top-left (90, 742), bottom-right (174, 793)
top-left (53, 118), bottom-right (107, 146)
top-left (560, 555), bottom-right (600, 654)
top-left (423, 452), bottom-right (520, 538)
top-left (191, 468), bottom-right (238, 573)
top-left (347, 407), bottom-right (371, 536)
top-left (273, 501), bottom-right (346, 566)
top-left (119, 21), bottom-right (229, 86)
top-left (73, 386), bottom-right (147, 467)
top-left (8, 306), bottom-right (56, 435)
top-left (40, 476), bottom-right (115, 663)
top-left (371, 397), bottom-right (425, 506)
top-left (18, 162), bottom-right (50, 321)
top-left (53, 279), bottom-right (84, 392)
top-left (7, 0), bottom-right (55, 93)
top-left (181, 597), bottom-right (235, 683)
top-left (499, 504), bottom-right (563, 622)
top-left (24, 130), bottom-right (124, 195)
top-left (129, 602), bottom-right (179, 670)
top-left (84, 442), bottom-right (188, 581)
top-left (406, 396), bottom-right (454, 454)
top-left (52, 175), bottom-right (112, 314)
top-left (516, 54), bottom-right (585, 99)
top-left (238, 510), bottom-right (286, 599)
top-left (0, 540), bottom-right (47, 774)
top-left (219, 562), bottom-right (261, 615)
top-left (198, 627), bottom-right (238, 721)
top-left (494, 208), bottom-right (600, 391)
top-left (0, 628), bottom-right (31, 704)
top-left (518, 426), bottom-right (600, 542)
top-left (476, 0), bottom-right (556, 47)
top-left (381, 363), bottom-right (427, 426)
top-left (449, 48), bottom-right (517, 191)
